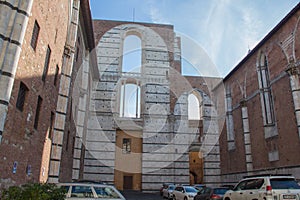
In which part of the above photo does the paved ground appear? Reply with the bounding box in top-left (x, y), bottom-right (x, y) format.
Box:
top-left (121, 190), bottom-right (162, 200)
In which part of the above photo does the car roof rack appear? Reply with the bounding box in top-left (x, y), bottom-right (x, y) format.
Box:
top-left (243, 174), bottom-right (293, 178)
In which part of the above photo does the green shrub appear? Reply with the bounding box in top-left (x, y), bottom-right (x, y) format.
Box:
top-left (1, 183), bottom-right (66, 200)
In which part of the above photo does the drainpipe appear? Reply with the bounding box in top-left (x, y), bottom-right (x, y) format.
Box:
top-left (0, 0), bottom-right (33, 142)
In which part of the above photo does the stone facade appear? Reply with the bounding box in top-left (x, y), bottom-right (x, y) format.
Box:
top-left (87, 20), bottom-right (223, 191)
top-left (219, 3), bottom-right (300, 185)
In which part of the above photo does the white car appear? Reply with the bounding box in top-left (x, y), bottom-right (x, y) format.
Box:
top-left (162, 184), bottom-right (175, 199)
top-left (58, 182), bottom-right (126, 200)
top-left (223, 174), bottom-right (300, 200)
top-left (172, 185), bottom-right (198, 200)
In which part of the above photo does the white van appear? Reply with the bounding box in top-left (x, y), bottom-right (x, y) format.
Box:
top-left (223, 174), bottom-right (300, 200)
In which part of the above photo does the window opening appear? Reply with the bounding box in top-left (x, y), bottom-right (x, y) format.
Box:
top-left (122, 35), bottom-right (141, 73)
top-left (34, 96), bottom-right (43, 129)
top-left (257, 54), bottom-right (274, 125)
top-left (42, 46), bottom-right (51, 82)
top-left (16, 82), bottom-right (29, 111)
top-left (120, 83), bottom-right (140, 118)
top-left (31, 20), bottom-right (40, 50)
top-left (122, 138), bottom-right (131, 153)
top-left (188, 93), bottom-right (202, 120)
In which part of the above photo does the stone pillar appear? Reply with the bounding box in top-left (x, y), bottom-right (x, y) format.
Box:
top-left (201, 95), bottom-right (221, 186)
top-left (0, 0), bottom-right (33, 142)
top-left (48, 0), bottom-right (80, 183)
top-left (240, 100), bottom-right (253, 173)
top-left (286, 61), bottom-right (300, 137)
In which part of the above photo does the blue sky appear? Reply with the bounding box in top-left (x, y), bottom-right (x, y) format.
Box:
top-left (90, 0), bottom-right (299, 77)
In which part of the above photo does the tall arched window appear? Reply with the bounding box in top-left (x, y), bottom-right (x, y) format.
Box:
top-left (257, 54), bottom-right (274, 125)
top-left (122, 35), bottom-right (142, 73)
top-left (120, 82), bottom-right (141, 118)
top-left (188, 93), bottom-right (202, 120)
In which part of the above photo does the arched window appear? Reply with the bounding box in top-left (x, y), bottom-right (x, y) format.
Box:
top-left (120, 82), bottom-right (141, 118)
top-left (122, 35), bottom-right (141, 73)
top-left (257, 54), bottom-right (274, 125)
top-left (188, 93), bottom-right (202, 120)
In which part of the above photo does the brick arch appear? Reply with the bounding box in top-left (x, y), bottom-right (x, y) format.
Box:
top-left (294, 16), bottom-right (300, 62)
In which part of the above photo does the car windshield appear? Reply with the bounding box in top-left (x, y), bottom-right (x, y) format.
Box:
top-left (271, 178), bottom-right (300, 189)
top-left (94, 186), bottom-right (122, 198)
top-left (185, 187), bottom-right (197, 193)
top-left (214, 188), bottom-right (228, 195)
top-left (169, 185), bottom-right (175, 190)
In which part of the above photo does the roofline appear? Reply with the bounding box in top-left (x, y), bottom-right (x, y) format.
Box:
top-left (224, 2), bottom-right (300, 81)
top-left (80, 0), bottom-right (95, 50)
top-left (93, 18), bottom-right (174, 29)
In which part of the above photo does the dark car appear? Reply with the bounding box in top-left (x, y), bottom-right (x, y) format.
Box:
top-left (194, 187), bottom-right (229, 200)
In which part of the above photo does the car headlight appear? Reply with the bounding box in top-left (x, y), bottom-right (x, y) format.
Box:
top-left (188, 194), bottom-right (194, 198)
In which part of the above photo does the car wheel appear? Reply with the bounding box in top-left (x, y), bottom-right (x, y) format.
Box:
top-left (173, 195), bottom-right (176, 200)
top-left (184, 197), bottom-right (187, 200)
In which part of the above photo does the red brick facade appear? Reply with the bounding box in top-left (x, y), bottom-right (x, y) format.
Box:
top-left (219, 3), bottom-right (300, 183)
top-left (0, 0), bottom-right (69, 186)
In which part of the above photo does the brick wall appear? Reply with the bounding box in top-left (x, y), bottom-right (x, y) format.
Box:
top-left (0, 0), bottom-right (69, 186)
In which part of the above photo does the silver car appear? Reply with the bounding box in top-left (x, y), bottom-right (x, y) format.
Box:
top-left (58, 182), bottom-right (126, 200)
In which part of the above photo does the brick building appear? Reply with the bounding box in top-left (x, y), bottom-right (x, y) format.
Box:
top-left (1, 0), bottom-right (299, 193)
top-left (0, 0), bottom-right (97, 187)
top-left (218, 3), bottom-right (300, 184)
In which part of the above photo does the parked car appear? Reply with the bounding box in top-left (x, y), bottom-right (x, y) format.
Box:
top-left (193, 184), bottom-right (206, 191)
top-left (163, 184), bottom-right (176, 199)
top-left (172, 185), bottom-right (198, 200)
top-left (193, 186), bottom-right (229, 200)
top-left (160, 183), bottom-right (175, 196)
top-left (223, 174), bottom-right (300, 200)
top-left (57, 182), bottom-right (126, 199)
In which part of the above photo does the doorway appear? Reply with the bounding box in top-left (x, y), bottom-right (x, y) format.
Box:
top-left (189, 151), bottom-right (203, 184)
top-left (123, 175), bottom-right (133, 190)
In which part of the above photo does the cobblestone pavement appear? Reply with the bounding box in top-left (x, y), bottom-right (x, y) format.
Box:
top-left (121, 190), bottom-right (162, 200)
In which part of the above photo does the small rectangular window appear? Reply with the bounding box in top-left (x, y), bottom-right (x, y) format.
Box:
top-left (34, 96), bottom-right (43, 129)
top-left (31, 20), bottom-right (40, 50)
top-left (66, 131), bottom-right (70, 151)
top-left (54, 65), bottom-right (59, 86)
top-left (48, 112), bottom-right (55, 139)
top-left (122, 138), bottom-right (131, 153)
top-left (16, 82), bottom-right (29, 111)
top-left (42, 46), bottom-right (51, 82)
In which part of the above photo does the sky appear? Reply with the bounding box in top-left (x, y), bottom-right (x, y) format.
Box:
top-left (90, 0), bottom-right (299, 77)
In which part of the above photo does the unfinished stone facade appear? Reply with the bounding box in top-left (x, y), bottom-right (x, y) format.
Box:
top-left (219, 3), bottom-right (300, 184)
top-left (82, 20), bottom-right (223, 191)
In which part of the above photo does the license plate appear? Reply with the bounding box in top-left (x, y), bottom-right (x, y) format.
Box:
top-left (283, 194), bottom-right (296, 199)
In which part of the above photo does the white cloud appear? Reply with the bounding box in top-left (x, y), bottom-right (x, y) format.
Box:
top-left (149, 4), bottom-right (170, 24)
